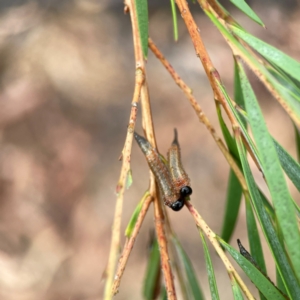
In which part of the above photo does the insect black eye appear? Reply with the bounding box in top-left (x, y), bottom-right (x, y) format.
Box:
top-left (180, 186), bottom-right (193, 197)
top-left (170, 199), bottom-right (185, 211)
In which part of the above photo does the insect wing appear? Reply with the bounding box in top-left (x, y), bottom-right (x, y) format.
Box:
top-left (167, 129), bottom-right (192, 197)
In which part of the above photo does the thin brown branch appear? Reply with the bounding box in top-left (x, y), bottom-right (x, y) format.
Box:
top-left (112, 193), bottom-right (153, 295)
top-left (103, 68), bottom-right (144, 300)
top-left (175, 0), bottom-right (238, 128)
top-left (163, 202), bottom-right (189, 300)
top-left (121, 0), bottom-right (177, 298)
top-left (185, 201), bottom-right (255, 300)
top-left (153, 183), bottom-right (177, 300)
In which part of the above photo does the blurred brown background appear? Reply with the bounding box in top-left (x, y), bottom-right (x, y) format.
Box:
top-left (0, 0), bottom-right (299, 299)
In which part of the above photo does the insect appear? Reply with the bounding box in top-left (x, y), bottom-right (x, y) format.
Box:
top-left (134, 130), bottom-right (191, 211)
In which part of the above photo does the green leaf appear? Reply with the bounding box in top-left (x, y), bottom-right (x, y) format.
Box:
top-left (135, 0), bottom-right (148, 58)
top-left (199, 230), bottom-right (220, 300)
top-left (234, 101), bottom-right (300, 197)
top-left (217, 105), bottom-right (239, 159)
top-left (271, 79), bottom-right (300, 121)
top-left (217, 103), bottom-right (243, 243)
top-left (258, 190), bottom-right (275, 221)
top-left (219, 238), bottom-right (287, 300)
top-left (125, 191), bottom-right (149, 237)
top-left (230, 26), bottom-right (300, 83)
top-left (230, 0), bottom-right (264, 27)
top-left (245, 196), bottom-right (267, 300)
top-left (170, 0), bottom-right (178, 41)
top-left (234, 58), bottom-right (246, 127)
top-left (143, 238), bottom-right (161, 300)
top-left (236, 60), bottom-right (300, 282)
top-left (172, 237), bottom-right (204, 300)
top-left (273, 138), bottom-right (300, 193)
top-left (275, 221), bottom-right (288, 297)
top-left (220, 169), bottom-right (243, 242)
top-left (265, 66), bottom-right (300, 123)
top-left (231, 276), bottom-right (244, 300)
top-left (266, 66), bottom-right (300, 102)
top-left (294, 124), bottom-right (300, 162)
top-left (217, 79), bottom-right (262, 170)
top-left (235, 137), bottom-right (300, 299)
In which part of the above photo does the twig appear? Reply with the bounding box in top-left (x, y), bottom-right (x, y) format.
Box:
top-left (153, 184), bottom-right (177, 300)
top-left (103, 68), bottom-right (144, 300)
top-left (112, 193), bottom-right (153, 295)
top-left (175, 0), bottom-right (238, 128)
top-left (164, 203), bottom-right (190, 300)
top-left (123, 0), bottom-right (177, 298)
top-left (185, 201), bottom-right (255, 300)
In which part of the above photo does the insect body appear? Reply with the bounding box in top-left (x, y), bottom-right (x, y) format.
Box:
top-left (167, 129), bottom-right (192, 198)
top-left (134, 130), bottom-right (191, 212)
top-left (134, 132), bottom-right (184, 211)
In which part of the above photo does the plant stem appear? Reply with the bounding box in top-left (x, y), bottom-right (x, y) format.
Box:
top-left (103, 68), bottom-right (144, 300)
top-left (185, 201), bottom-right (255, 300)
top-left (112, 193), bottom-right (152, 295)
top-left (175, 0), bottom-right (238, 128)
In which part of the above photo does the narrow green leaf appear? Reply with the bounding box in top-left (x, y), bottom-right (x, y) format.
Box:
top-left (135, 0), bottom-right (148, 58)
top-left (199, 230), bottom-right (220, 300)
top-left (217, 103), bottom-right (243, 243)
top-left (217, 79), bottom-right (262, 170)
top-left (143, 238), bottom-right (161, 300)
top-left (271, 79), bottom-right (300, 120)
top-left (219, 239), bottom-right (287, 300)
top-left (235, 103), bottom-right (300, 215)
top-left (217, 105), bottom-right (239, 159)
top-left (220, 169), bottom-right (243, 242)
top-left (230, 0), bottom-right (264, 27)
top-left (230, 26), bottom-right (300, 83)
top-left (267, 66), bottom-right (300, 102)
top-left (236, 137), bottom-right (300, 299)
top-left (234, 101), bottom-right (300, 195)
top-left (294, 124), bottom-right (300, 162)
top-left (245, 196), bottom-right (267, 300)
top-left (170, 0), bottom-right (178, 41)
top-left (275, 220), bottom-right (288, 297)
top-left (236, 61), bottom-right (300, 281)
top-left (231, 276), bottom-right (244, 300)
top-left (125, 191), bottom-right (149, 237)
top-left (276, 268), bottom-right (287, 299)
top-left (258, 190), bottom-right (275, 221)
top-left (265, 61), bottom-right (300, 120)
top-left (273, 138), bottom-right (300, 193)
top-left (173, 237), bottom-right (204, 300)
top-left (234, 58), bottom-right (246, 126)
